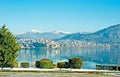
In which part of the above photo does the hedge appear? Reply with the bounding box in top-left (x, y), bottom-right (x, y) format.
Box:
top-left (11, 61), bottom-right (18, 68)
top-left (69, 58), bottom-right (82, 69)
top-left (57, 62), bottom-right (69, 68)
top-left (39, 59), bottom-right (53, 69)
top-left (21, 62), bottom-right (29, 68)
top-left (35, 61), bottom-right (40, 68)
top-left (53, 64), bottom-right (57, 68)
top-left (0, 61), bottom-right (18, 68)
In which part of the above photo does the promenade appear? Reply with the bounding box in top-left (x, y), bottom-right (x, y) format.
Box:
top-left (0, 68), bottom-right (120, 77)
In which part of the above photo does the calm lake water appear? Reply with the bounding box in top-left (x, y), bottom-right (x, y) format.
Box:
top-left (17, 46), bottom-right (120, 69)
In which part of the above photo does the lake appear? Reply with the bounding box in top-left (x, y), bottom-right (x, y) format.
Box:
top-left (17, 46), bottom-right (120, 69)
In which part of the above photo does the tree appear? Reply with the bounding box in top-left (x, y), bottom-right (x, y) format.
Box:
top-left (0, 24), bottom-right (21, 68)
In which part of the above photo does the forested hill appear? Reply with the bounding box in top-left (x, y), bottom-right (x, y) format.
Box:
top-left (56, 24), bottom-right (120, 44)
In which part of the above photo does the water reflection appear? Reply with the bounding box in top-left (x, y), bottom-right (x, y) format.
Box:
top-left (17, 47), bottom-right (120, 69)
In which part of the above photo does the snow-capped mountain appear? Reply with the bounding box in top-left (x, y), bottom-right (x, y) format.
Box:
top-left (16, 30), bottom-right (71, 40)
top-left (30, 30), bottom-right (42, 33)
top-left (16, 30), bottom-right (42, 35)
top-left (52, 30), bottom-right (72, 34)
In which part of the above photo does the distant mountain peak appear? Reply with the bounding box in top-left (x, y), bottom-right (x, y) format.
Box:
top-left (15, 32), bottom-right (26, 35)
top-left (53, 30), bottom-right (72, 34)
top-left (16, 30), bottom-right (42, 35)
top-left (95, 24), bottom-right (120, 34)
top-left (30, 30), bottom-right (42, 33)
top-left (109, 24), bottom-right (120, 29)
top-left (16, 30), bottom-right (68, 40)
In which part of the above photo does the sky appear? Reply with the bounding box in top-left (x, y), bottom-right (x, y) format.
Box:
top-left (0, 0), bottom-right (120, 33)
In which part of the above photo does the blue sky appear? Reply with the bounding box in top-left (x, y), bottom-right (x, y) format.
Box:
top-left (0, 0), bottom-right (120, 33)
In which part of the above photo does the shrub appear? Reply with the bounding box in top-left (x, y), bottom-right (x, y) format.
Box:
top-left (2, 63), bottom-right (11, 67)
top-left (40, 58), bottom-right (53, 69)
top-left (57, 62), bottom-right (69, 68)
top-left (21, 62), bottom-right (29, 68)
top-left (35, 61), bottom-right (40, 68)
top-left (53, 64), bottom-right (57, 68)
top-left (69, 58), bottom-right (82, 69)
top-left (0, 61), bottom-right (18, 68)
top-left (11, 61), bottom-right (18, 68)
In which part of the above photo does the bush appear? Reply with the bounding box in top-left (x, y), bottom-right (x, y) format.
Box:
top-left (40, 59), bottom-right (53, 69)
top-left (69, 58), bottom-right (82, 69)
top-left (57, 62), bottom-right (69, 68)
top-left (35, 61), bottom-right (40, 68)
top-left (0, 61), bottom-right (18, 68)
top-left (2, 63), bottom-right (11, 67)
top-left (11, 61), bottom-right (18, 68)
top-left (53, 64), bottom-right (57, 68)
top-left (21, 62), bottom-right (29, 68)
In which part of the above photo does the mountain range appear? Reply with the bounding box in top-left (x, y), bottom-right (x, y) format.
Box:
top-left (16, 30), bottom-right (71, 40)
top-left (16, 24), bottom-right (120, 44)
top-left (56, 24), bottom-right (120, 44)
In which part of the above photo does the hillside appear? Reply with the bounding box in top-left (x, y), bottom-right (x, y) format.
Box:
top-left (56, 24), bottom-right (120, 44)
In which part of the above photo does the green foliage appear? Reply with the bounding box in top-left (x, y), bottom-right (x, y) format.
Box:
top-left (21, 62), bottom-right (29, 68)
top-left (35, 61), bottom-right (40, 68)
top-left (53, 64), bottom-right (57, 68)
top-left (57, 62), bottom-right (69, 68)
top-left (39, 59), bottom-right (53, 69)
top-left (69, 58), bottom-right (82, 69)
top-left (0, 24), bottom-right (21, 68)
top-left (1, 61), bottom-right (18, 68)
top-left (2, 63), bottom-right (11, 67)
top-left (11, 61), bottom-right (18, 68)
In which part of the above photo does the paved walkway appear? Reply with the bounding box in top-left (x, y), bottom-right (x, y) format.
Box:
top-left (0, 68), bottom-right (120, 77)
top-left (1, 68), bottom-right (120, 73)
top-left (0, 72), bottom-right (118, 77)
